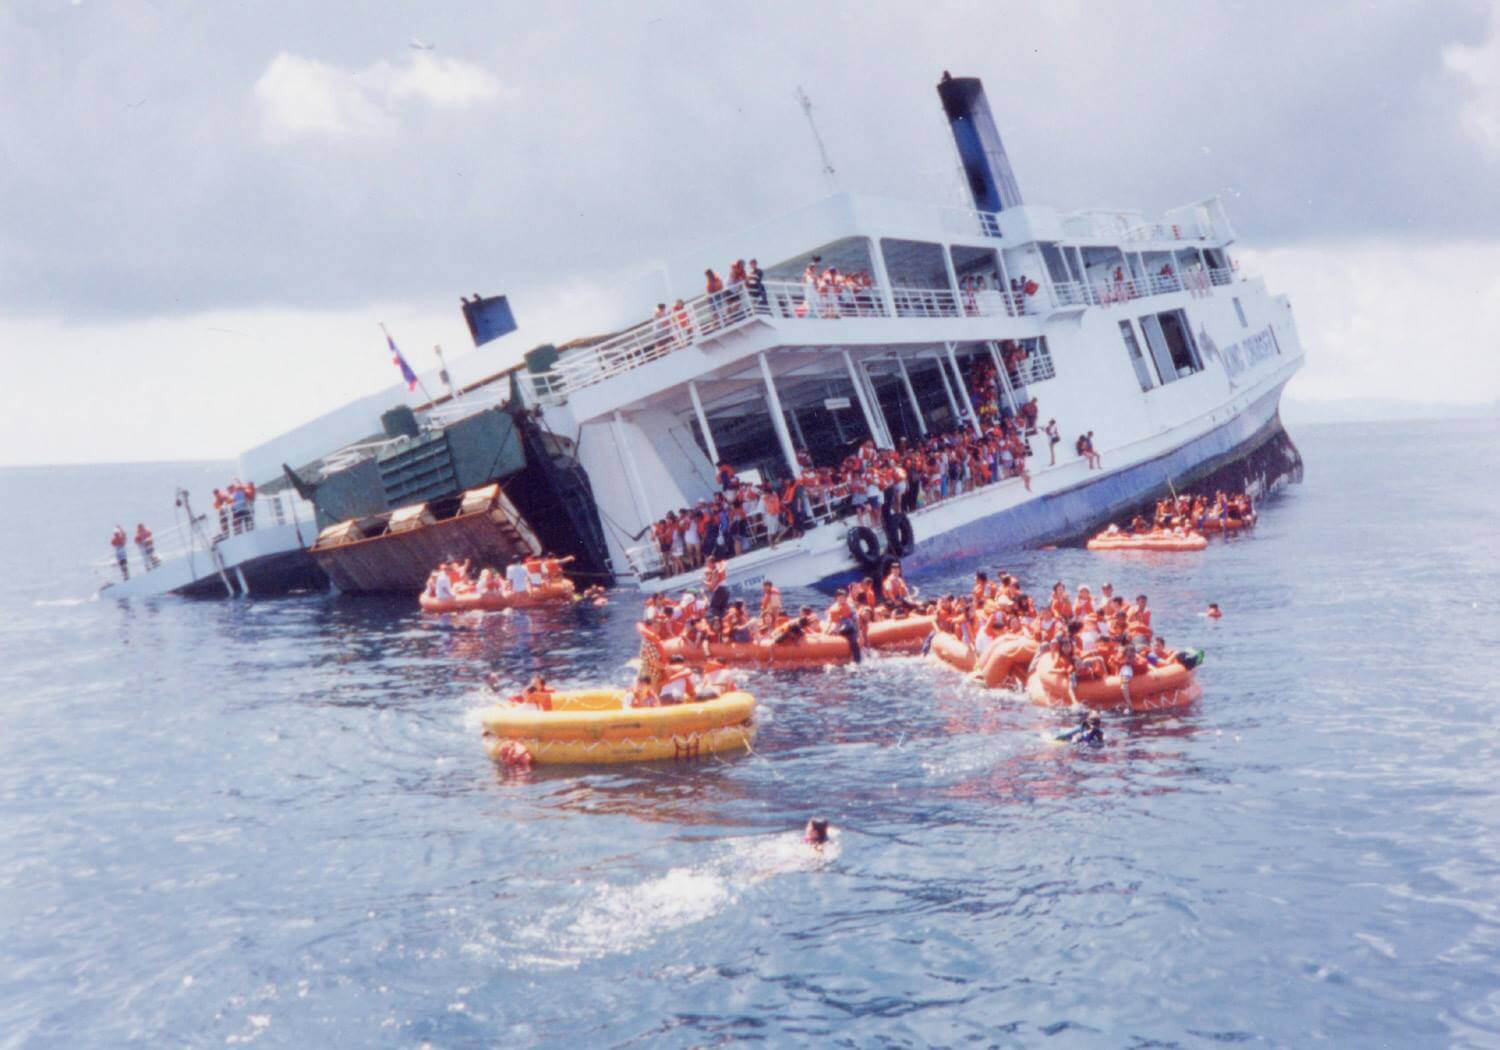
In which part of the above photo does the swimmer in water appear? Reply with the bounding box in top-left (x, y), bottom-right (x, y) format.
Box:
top-left (1206, 602), bottom-right (1223, 619)
top-left (1057, 710), bottom-right (1104, 746)
top-left (804, 817), bottom-right (830, 847)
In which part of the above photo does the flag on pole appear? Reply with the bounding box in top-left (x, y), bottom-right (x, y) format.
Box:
top-left (384, 327), bottom-right (419, 391)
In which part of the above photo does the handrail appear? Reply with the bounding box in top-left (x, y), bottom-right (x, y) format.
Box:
top-left (101, 492), bottom-right (317, 574)
top-left (524, 264), bottom-right (1238, 402)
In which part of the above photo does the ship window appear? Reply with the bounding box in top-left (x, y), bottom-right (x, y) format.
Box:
top-left (1156, 309), bottom-right (1204, 377)
top-left (1138, 314), bottom-right (1178, 385)
top-left (1118, 320), bottom-right (1156, 391)
top-left (1233, 297), bottom-right (1248, 328)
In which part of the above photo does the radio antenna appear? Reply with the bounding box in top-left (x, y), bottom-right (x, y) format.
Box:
top-left (795, 86), bottom-right (838, 194)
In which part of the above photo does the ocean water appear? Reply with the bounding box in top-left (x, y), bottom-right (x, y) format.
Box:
top-left (3, 420), bottom-right (1500, 1048)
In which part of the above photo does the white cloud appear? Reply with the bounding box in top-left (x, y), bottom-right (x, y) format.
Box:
top-left (1443, 1), bottom-right (1500, 157)
top-left (0, 275), bottom-right (631, 466)
top-left (253, 51), bottom-right (509, 143)
top-left (1240, 240), bottom-right (1500, 406)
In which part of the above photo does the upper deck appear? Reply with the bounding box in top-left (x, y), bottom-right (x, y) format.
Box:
top-left (517, 192), bottom-right (1240, 422)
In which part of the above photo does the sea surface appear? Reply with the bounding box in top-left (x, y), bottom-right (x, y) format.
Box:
top-left (3, 420), bottom-right (1500, 1048)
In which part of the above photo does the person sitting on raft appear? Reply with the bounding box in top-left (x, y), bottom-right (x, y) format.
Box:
top-left (504, 560), bottom-right (531, 594)
top-left (881, 562), bottom-right (918, 613)
top-left (658, 655), bottom-right (698, 705)
top-left (520, 675), bottom-right (553, 710)
top-left (772, 606), bottom-right (819, 645)
top-left (722, 600), bottom-right (753, 643)
top-left (625, 673), bottom-right (660, 708)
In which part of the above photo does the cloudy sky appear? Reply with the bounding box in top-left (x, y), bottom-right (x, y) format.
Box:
top-left (3, 0), bottom-right (1498, 465)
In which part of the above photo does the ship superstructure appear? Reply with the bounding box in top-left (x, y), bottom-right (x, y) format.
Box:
top-left (512, 75), bottom-right (1304, 593)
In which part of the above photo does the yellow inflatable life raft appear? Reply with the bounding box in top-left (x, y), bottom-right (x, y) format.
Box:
top-left (479, 689), bottom-right (756, 765)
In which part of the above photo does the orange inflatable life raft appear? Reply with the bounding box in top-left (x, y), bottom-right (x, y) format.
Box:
top-left (1025, 651), bottom-right (1202, 712)
top-left (420, 579), bottom-right (576, 613)
top-left (1086, 530), bottom-right (1207, 553)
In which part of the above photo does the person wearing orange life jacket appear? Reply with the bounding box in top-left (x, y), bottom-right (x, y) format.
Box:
top-left (134, 523), bottom-right (160, 570)
top-left (823, 588), bottom-right (863, 663)
top-left (110, 525), bottom-right (129, 579)
top-left (1048, 582), bottom-right (1072, 623)
top-left (1127, 594), bottom-right (1153, 646)
top-left (755, 580), bottom-right (783, 638)
top-left (882, 562), bottom-right (916, 613)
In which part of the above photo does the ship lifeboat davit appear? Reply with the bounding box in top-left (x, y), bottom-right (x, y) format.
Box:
top-left (1025, 651), bottom-right (1202, 712)
top-left (420, 579), bottom-right (576, 613)
top-left (1086, 530), bottom-right (1207, 553)
top-left (479, 689), bottom-right (756, 765)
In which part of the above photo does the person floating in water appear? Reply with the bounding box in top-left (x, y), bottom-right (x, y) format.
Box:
top-left (804, 817), bottom-right (830, 847)
top-left (1206, 602), bottom-right (1223, 619)
top-left (1057, 710), bottom-right (1104, 746)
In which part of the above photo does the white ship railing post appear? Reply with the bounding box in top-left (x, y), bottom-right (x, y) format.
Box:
top-left (940, 247), bottom-right (962, 313)
top-left (867, 237), bottom-right (897, 317)
top-left (858, 359), bottom-right (896, 448)
top-left (757, 352), bottom-right (801, 478)
top-left (988, 341), bottom-right (1021, 417)
top-left (946, 342), bottom-right (982, 436)
top-left (932, 348), bottom-right (963, 424)
top-left (896, 355), bottom-right (928, 437)
top-left (611, 411), bottom-right (654, 529)
top-left (687, 380), bottom-right (720, 465)
top-left (843, 349), bottom-right (889, 449)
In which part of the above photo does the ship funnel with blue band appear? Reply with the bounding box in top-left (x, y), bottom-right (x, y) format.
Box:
top-left (937, 72), bottom-right (1023, 214)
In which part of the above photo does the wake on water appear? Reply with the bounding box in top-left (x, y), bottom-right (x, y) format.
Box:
top-left (486, 831), bottom-right (840, 970)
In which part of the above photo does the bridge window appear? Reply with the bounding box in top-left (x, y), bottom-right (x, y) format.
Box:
top-left (1118, 320), bottom-right (1156, 391)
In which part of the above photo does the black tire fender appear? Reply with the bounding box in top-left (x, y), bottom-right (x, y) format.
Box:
top-left (885, 512), bottom-right (915, 556)
top-left (846, 526), bottom-right (882, 568)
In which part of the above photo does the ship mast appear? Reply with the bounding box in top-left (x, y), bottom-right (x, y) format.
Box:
top-left (795, 86), bottom-right (838, 194)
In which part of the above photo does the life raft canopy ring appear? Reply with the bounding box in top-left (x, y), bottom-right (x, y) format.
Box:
top-left (847, 526), bottom-right (882, 568)
top-left (885, 513), bottom-right (915, 556)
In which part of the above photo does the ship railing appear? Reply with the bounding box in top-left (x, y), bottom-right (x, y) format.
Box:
top-left (959, 287), bottom-right (1029, 317)
top-left (96, 492), bottom-right (316, 577)
top-left (523, 263), bottom-right (1237, 405)
top-left (762, 279), bottom-right (888, 321)
top-left (891, 286), bottom-right (962, 319)
top-left (526, 284), bottom-right (763, 402)
top-left (1048, 267), bottom-right (1235, 310)
top-left (419, 391), bottom-right (506, 429)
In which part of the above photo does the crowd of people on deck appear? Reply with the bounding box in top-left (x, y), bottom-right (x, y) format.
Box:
top-left (646, 410), bottom-right (1042, 577)
top-left (638, 349), bottom-right (1117, 579)
top-left (211, 480), bottom-right (258, 537)
top-left (423, 554), bottom-right (590, 603)
top-left (794, 258), bottom-right (879, 318)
